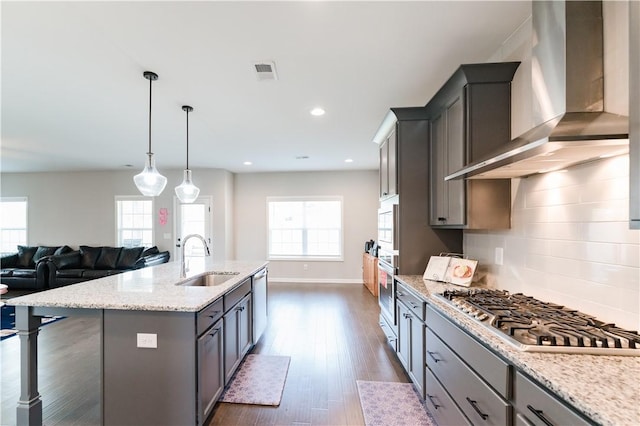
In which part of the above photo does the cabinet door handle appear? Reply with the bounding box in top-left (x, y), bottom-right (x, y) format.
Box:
top-left (403, 313), bottom-right (411, 319)
top-left (427, 394), bottom-right (441, 410)
top-left (438, 217), bottom-right (447, 222)
top-left (466, 397), bottom-right (488, 421)
top-left (427, 351), bottom-right (441, 363)
top-left (396, 291), bottom-right (404, 297)
top-left (235, 306), bottom-right (245, 312)
top-left (208, 328), bottom-right (221, 337)
top-left (207, 311), bottom-right (221, 318)
top-left (527, 405), bottom-right (554, 426)
top-left (409, 302), bottom-right (418, 309)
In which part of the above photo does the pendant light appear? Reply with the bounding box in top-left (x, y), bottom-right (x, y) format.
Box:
top-left (134, 71), bottom-right (167, 196)
top-left (174, 105), bottom-right (200, 203)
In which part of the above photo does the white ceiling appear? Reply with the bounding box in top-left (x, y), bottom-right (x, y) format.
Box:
top-left (1, 1), bottom-right (530, 174)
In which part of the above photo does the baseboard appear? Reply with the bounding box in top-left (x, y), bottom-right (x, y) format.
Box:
top-left (268, 278), bottom-right (364, 284)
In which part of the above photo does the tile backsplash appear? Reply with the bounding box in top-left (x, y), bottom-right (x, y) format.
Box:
top-left (465, 155), bottom-right (640, 330)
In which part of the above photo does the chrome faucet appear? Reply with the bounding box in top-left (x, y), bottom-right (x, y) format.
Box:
top-left (180, 234), bottom-right (211, 278)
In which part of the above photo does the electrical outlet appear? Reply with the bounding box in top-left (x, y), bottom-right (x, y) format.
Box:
top-left (495, 247), bottom-right (504, 266)
top-left (303, 264), bottom-right (308, 271)
top-left (137, 333), bottom-right (157, 349)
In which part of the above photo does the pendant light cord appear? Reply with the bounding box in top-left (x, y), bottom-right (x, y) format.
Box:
top-left (186, 108), bottom-right (190, 169)
top-left (148, 76), bottom-right (153, 155)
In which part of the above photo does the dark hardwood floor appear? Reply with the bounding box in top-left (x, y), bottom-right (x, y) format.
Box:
top-left (1, 283), bottom-right (409, 425)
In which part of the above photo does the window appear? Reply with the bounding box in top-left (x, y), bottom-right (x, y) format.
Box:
top-left (0, 197), bottom-right (28, 255)
top-left (116, 197), bottom-right (153, 247)
top-left (267, 197), bottom-right (343, 260)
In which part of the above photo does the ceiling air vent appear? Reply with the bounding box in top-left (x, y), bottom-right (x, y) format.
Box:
top-left (253, 61), bottom-right (278, 81)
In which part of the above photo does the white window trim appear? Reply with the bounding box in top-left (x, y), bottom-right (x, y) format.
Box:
top-left (266, 195), bottom-right (344, 262)
top-left (0, 196), bottom-right (29, 249)
top-left (114, 196), bottom-right (155, 247)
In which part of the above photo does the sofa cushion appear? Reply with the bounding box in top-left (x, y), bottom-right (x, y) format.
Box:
top-left (12, 269), bottom-right (37, 278)
top-left (56, 269), bottom-right (84, 278)
top-left (1, 268), bottom-right (15, 277)
top-left (33, 246), bottom-right (59, 263)
top-left (55, 245), bottom-right (72, 256)
top-left (51, 251), bottom-right (81, 269)
top-left (142, 246), bottom-right (160, 257)
top-left (79, 246), bottom-right (101, 269)
top-left (17, 245), bottom-right (38, 268)
top-left (117, 247), bottom-right (144, 269)
top-left (95, 247), bottom-right (122, 270)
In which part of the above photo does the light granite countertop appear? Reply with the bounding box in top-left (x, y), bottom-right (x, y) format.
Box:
top-left (396, 274), bottom-right (640, 426)
top-left (8, 259), bottom-right (268, 313)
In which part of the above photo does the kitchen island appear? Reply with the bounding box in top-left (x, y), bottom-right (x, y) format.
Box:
top-left (8, 259), bottom-right (268, 426)
top-left (396, 275), bottom-right (640, 426)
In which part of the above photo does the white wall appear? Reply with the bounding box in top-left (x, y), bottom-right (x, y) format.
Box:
top-left (470, 1), bottom-right (639, 330)
top-left (0, 168), bottom-right (234, 261)
top-left (233, 170), bottom-right (378, 283)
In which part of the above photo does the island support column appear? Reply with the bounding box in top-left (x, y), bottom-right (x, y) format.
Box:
top-left (15, 306), bottom-right (43, 426)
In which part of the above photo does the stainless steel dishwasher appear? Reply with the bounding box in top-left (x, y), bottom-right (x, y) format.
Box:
top-left (252, 267), bottom-right (268, 344)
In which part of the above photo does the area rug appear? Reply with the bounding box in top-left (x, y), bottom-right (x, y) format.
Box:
top-left (1, 304), bottom-right (65, 341)
top-left (220, 354), bottom-right (290, 406)
top-left (357, 380), bottom-right (436, 426)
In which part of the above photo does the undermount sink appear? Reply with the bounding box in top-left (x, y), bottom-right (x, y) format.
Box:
top-left (177, 271), bottom-right (240, 287)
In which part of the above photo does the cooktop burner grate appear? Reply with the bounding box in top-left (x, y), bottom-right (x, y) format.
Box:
top-left (438, 289), bottom-right (640, 355)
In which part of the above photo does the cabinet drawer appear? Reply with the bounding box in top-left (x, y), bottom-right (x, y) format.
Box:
top-left (197, 298), bottom-right (224, 336)
top-left (513, 371), bottom-right (592, 426)
top-left (426, 328), bottom-right (511, 426)
top-left (224, 277), bottom-right (251, 312)
top-left (425, 367), bottom-right (471, 426)
top-left (426, 304), bottom-right (509, 397)
top-left (396, 283), bottom-right (425, 321)
top-left (379, 313), bottom-right (397, 352)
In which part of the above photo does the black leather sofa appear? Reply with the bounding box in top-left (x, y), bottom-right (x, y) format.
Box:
top-left (46, 246), bottom-right (170, 288)
top-left (1, 245), bottom-right (72, 290)
top-left (1, 245), bottom-right (170, 291)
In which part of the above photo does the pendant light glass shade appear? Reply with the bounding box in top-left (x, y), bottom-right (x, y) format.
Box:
top-left (175, 105), bottom-right (200, 203)
top-left (134, 153), bottom-right (168, 196)
top-left (175, 169), bottom-right (200, 203)
top-left (134, 71), bottom-right (167, 197)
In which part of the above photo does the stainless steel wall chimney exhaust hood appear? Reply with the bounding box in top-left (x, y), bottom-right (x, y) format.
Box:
top-left (447, 0), bottom-right (629, 180)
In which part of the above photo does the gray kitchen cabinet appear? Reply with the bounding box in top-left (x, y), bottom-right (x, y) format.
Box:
top-left (395, 281), bottom-right (426, 398)
top-left (513, 371), bottom-right (592, 426)
top-left (426, 63), bottom-right (518, 229)
top-left (425, 365), bottom-right (472, 426)
top-left (252, 267), bottom-right (268, 344)
top-left (426, 327), bottom-right (511, 425)
top-left (430, 98), bottom-right (465, 226)
top-left (224, 285), bottom-right (253, 383)
top-left (373, 107), bottom-right (463, 275)
top-left (197, 318), bottom-right (224, 425)
top-left (379, 128), bottom-right (397, 200)
top-left (425, 303), bottom-right (596, 426)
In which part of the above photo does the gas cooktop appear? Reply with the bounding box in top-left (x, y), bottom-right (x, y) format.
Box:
top-left (437, 289), bottom-right (640, 356)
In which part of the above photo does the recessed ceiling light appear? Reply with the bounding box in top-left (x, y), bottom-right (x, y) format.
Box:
top-left (243, 161), bottom-right (253, 166)
top-left (296, 155), bottom-right (309, 160)
top-left (310, 107), bottom-right (325, 116)
top-left (345, 158), bottom-right (353, 163)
